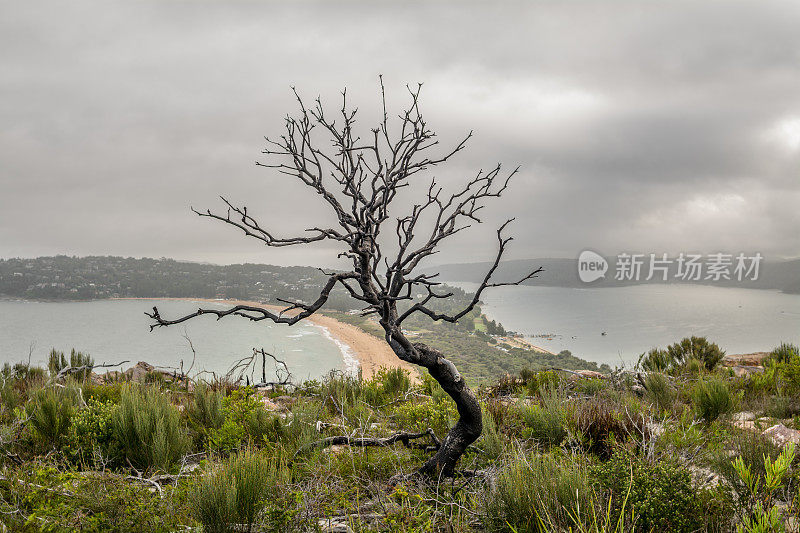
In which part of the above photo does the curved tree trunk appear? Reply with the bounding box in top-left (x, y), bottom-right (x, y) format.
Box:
top-left (407, 343), bottom-right (482, 478)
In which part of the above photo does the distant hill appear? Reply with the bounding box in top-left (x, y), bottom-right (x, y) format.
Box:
top-left (424, 257), bottom-right (800, 294)
top-left (0, 255), bottom-right (363, 308)
top-left (0, 255), bottom-right (474, 315)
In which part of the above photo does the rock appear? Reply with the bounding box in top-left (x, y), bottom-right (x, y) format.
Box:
top-left (722, 352), bottom-right (769, 367)
top-left (762, 424), bottom-right (800, 447)
top-left (318, 518), bottom-right (354, 533)
top-left (567, 370), bottom-right (606, 382)
top-left (272, 395), bottom-right (295, 406)
top-left (320, 445), bottom-right (349, 456)
top-left (733, 420), bottom-right (758, 432)
top-left (732, 411), bottom-right (756, 422)
top-left (690, 465), bottom-right (721, 488)
top-left (125, 361), bottom-right (155, 382)
top-left (732, 365), bottom-right (764, 377)
top-left (576, 370), bottom-right (606, 379)
top-left (260, 396), bottom-right (281, 411)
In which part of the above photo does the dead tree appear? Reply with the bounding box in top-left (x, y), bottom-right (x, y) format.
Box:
top-left (147, 80), bottom-right (539, 478)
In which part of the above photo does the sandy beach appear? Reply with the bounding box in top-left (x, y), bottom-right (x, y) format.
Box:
top-left (117, 297), bottom-right (418, 381)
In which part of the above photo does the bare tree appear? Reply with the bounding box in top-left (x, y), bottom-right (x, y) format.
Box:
top-left (147, 80), bottom-right (540, 478)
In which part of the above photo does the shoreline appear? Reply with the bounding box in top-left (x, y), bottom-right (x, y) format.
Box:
top-left (113, 297), bottom-right (418, 381)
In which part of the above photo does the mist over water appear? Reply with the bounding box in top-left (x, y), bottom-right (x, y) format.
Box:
top-left (0, 299), bottom-right (347, 380)
top-left (454, 283), bottom-right (800, 368)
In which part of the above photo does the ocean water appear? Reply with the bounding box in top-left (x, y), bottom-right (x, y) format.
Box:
top-left (0, 299), bottom-right (350, 381)
top-left (453, 283), bottom-right (800, 368)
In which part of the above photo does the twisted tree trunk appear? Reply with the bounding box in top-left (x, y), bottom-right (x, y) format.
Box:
top-left (397, 342), bottom-right (482, 478)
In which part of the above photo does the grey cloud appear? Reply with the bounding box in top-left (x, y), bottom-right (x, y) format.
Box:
top-left (1, 1), bottom-right (799, 267)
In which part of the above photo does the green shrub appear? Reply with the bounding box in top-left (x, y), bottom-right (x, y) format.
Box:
top-left (667, 336), bottom-right (725, 371)
top-left (769, 342), bottom-right (799, 364)
top-left (574, 398), bottom-right (644, 459)
top-left (683, 357), bottom-right (703, 376)
top-left (731, 443), bottom-right (796, 532)
top-left (392, 398), bottom-right (457, 439)
top-left (575, 378), bottom-right (606, 397)
top-left (66, 398), bottom-right (118, 468)
top-left (691, 378), bottom-right (736, 423)
top-left (28, 386), bottom-right (77, 448)
top-left (592, 449), bottom-right (729, 531)
top-left (638, 348), bottom-right (672, 372)
top-left (111, 385), bottom-right (189, 472)
top-left (0, 378), bottom-right (22, 418)
top-left (48, 348), bottom-right (68, 377)
top-left (420, 371), bottom-right (449, 403)
top-left (522, 370), bottom-right (562, 397)
top-left (8, 362), bottom-right (46, 387)
top-left (520, 389), bottom-right (569, 448)
top-left (487, 452), bottom-right (594, 532)
top-left (363, 367), bottom-right (411, 405)
top-left (187, 383), bottom-right (225, 434)
top-left (82, 382), bottom-right (122, 404)
top-left (764, 394), bottom-right (800, 419)
top-left (48, 348), bottom-right (93, 381)
top-left (712, 432), bottom-right (792, 507)
top-left (0, 463), bottom-right (192, 532)
top-left (644, 372), bottom-right (674, 412)
top-left (192, 449), bottom-right (286, 533)
top-left (771, 343), bottom-right (800, 396)
top-left (480, 406), bottom-right (505, 460)
top-left (314, 371), bottom-right (365, 415)
top-left (208, 387), bottom-right (284, 452)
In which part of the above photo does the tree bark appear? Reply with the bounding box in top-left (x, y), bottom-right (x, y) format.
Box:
top-left (406, 343), bottom-right (482, 478)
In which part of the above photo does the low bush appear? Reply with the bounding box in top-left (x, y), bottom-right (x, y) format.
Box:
top-left (769, 342), bottom-right (799, 364)
top-left (82, 382), bottom-right (123, 404)
top-left (520, 389), bottom-right (569, 448)
top-left (637, 348), bottom-right (671, 372)
top-left (48, 348), bottom-right (94, 381)
top-left (66, 397), bottom-right (118, 468)
top-left (574, 397), bottom-right (645, 459)
top-left (521, 369), bottom-right (562, 397)
top-left (644, 372), bottom-right (674, 412)
top-left (770, 343), bottom-right (800, 396)
top-left (27, 386), bottom-right (77, 448)
top-left (764, 394), bottom-right (800, 419)
top-left (363, 367), bottom-right (411, 405)
top-left (192, 449), bottom-right (287, 533)
top-left (392, 397), bottom-right (457, 439)
top-left (691, 378), bottom-right (736, 423)
top-left (111, 385), bottom-right (189, 472)
top-left (731, 443), bottom-right (796, 531)
top-left (592, 449), bottom-right (731, 531)
top-left (667, 336), bottom-right (725, 371)
top-left (712, 432), bottom-right (794, 508)
top-left (208, 387), bottom-right (284, 452)
top-left (0, 462), bottom-right (192, 532)
top-left (574, 378), bottom-right (605, 397)
top-left (480, 406), bottom-right (505, 460)
top-left (187, 382), bottom-right (224, 440)
top-left (487, 452), bottom-right (594, 532)
top-left (639, 337), bottom-right (725, 373)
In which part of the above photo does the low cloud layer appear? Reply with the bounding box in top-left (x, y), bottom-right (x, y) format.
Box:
top-left (2, 1), bottom-right (799, 267)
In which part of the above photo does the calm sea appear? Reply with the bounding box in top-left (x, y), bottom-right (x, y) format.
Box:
top-left (0, 299), bottom-right (349, 380)
top-left (454, 283), bottom-right (800, 367)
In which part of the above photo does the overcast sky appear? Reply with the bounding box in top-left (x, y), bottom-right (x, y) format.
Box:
top-left (2, 1), bottom-right (799, 268)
